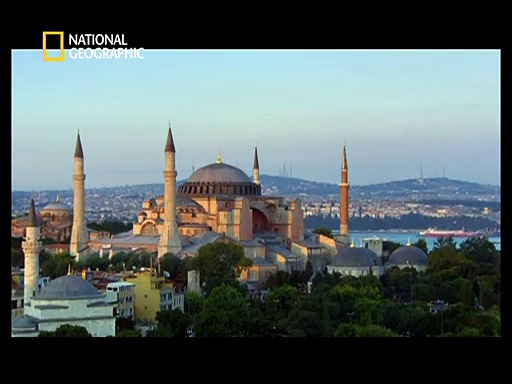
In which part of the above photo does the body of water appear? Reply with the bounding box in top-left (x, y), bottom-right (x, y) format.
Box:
top-left (329, 230), bottom-right (501, 252)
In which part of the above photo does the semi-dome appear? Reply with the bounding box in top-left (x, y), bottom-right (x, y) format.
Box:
top-left (176, 194), bottom-right (206, 210)
top-left (387, 244), bottom-right (428, 266)
top-left (331, 246), bottom-right (380, 268)
top-left (40, 195), bottom-right (72, 213)
top-left (34, 275), bottom-right (102, 300)
top-left (179, 158), bottom-right (261, 197)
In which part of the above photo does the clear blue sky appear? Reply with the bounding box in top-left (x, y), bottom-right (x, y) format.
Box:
top-left (12, 49), bottom-right (500, 191)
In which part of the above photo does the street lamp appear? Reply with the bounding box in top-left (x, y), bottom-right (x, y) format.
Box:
top-left (347, 312), bottom-right (355, 324)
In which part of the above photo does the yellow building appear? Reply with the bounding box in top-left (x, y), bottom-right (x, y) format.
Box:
top-left (125, 269), bottom-right (184, 323)
top-left (105, 281), bottom-right (135, 318)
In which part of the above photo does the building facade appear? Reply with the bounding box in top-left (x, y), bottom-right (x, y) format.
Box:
top-left (105, 281), bottom-right (135, 318)
top-left (125, 269), bottom-right (184, 323)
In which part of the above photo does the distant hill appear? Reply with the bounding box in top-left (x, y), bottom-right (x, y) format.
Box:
top-left (257, 175), bottom-right (499, 202)
top-left (12, 176), bottom-right (500, 204)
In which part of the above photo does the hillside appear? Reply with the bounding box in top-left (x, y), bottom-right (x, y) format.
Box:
top-left (257, 175), bottom-right (499, 202)
top-left (12, 176), bottom-right (500, 205)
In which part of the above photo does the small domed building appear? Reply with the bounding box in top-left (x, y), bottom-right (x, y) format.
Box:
top-left (11, 195), bottom-right (73, 242)
top-left (327, 241), bottom-right (383, 277)
top-left (11, 273), bottom-right (116, 337)
top-left (385, 240), bottom-right (428, 272)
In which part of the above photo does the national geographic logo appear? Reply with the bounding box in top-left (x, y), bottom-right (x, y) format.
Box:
top-left (42, 32), bottom-right (144, 61)
top-left (42, 31), bottom-right (65, 62)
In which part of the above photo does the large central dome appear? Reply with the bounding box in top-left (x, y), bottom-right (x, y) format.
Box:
top-left (188, 163), bottom-right (252, 184)
top-left (179, 160), bottom-right (261, 197)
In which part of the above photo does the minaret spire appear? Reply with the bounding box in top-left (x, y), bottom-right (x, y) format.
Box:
top-left (27, 195), bottom-right (37, 227)
top-left (338, 140), bottom-right (350, 244)
top-left (70, 131), bottom-right (88, 261)
top-left (22, 195), bottom-right (41, 309)
top-left (74, 129), bottom-right (84, 158)
top-left (158, 122), bottom-right (182, 258)
top-left (253, 144), bottom-right (260, 185)
top-left (216, 150), bottom-right (222, 164)
top-left (165, 121), bottom-right (176, 153)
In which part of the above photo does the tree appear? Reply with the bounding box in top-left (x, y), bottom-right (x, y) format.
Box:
top-left (457, 327), bottom-right (482, 337)
top-left (428, 246), bottom-right (466, 271)
top-left (80, 253), bottom-right (110, 271)
top-left (194, 284), bottom-right (248, 337)
top-left (459, 236), bottom-right (497, 265)
top-left (191, 242), bottom-right (253, 294)
top-left (334, 323), bottom-right (357, 337)
top-left (433, 237), bottom-right (457, 252)
top-left (153, 308), bottom-right (189, 337)
top-left (413, 238), bottom-right (429, 255)
top-left (160, 254), bottom-right (187, 284)
top-left (265, 284), bottom-right (300, 326)
top-left (39, 324), bottom-right (92, 337)
top-left (41, 252), bottom-right (76, 279)
top-left (185, 291), bottom-right (205, 321)
top-left (354, 324), bottom-right (397, 337)
top-left (312, 227), bottom-right (334, 239)
top-left (116, 329), bottom-right (142, 337)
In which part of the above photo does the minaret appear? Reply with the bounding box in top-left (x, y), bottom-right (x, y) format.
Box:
top-left (338, 141), bottom-right (350, 244)
top-left (22, 196), bottom-right (41, 309)
top-left (158, 122), bottom-right (182, 258)
top-left (253, 144), bottom-right (260, 185)
top-left (70, 130), bottom-right (88, 261)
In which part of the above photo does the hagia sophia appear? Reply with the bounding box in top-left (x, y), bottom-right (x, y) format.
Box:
top-left (14, 123), bottom-right (429, 283)
top-left (12, 123), bottom-right (430, 336)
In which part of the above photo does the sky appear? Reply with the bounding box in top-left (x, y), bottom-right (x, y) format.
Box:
top-left (12, 49), bottom-right (500, 191)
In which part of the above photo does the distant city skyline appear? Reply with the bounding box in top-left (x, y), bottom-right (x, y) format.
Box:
top-left (12, 49), bottom-right (500, 190)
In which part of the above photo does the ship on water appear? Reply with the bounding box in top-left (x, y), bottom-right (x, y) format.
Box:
top-left (418, 227), bottom-right (481, 238)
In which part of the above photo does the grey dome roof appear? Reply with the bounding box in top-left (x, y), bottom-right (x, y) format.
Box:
top-left (179, 161), bottom-right (261, 197)
top-left (331, 247), bottom-right (380, 268)
top-left (188, 163), bottom-right (252, 184)
top-left (41, 202), bottom-right (72, 212)
top-left (34, 275), bottom-right (102, 300)
top-left (387, 245), bottom-right (428, 266)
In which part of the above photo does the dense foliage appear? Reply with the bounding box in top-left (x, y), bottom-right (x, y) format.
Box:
top-left (148, 236), bottom-right (500, 337)
top-left (86, 220), bottom-right (133, 235)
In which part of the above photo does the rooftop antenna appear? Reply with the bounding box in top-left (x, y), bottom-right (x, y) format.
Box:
top-left (192, 161), bottom-right (195, 173)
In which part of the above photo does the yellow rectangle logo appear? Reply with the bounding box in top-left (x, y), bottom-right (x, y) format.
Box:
top-left (42, 32), bottom-right (65, 62)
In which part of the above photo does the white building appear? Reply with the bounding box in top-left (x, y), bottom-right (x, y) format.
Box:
top-left (11, 275), bottom-right (116, 337)
top-left (105, 281), bottom-right (135, 318)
